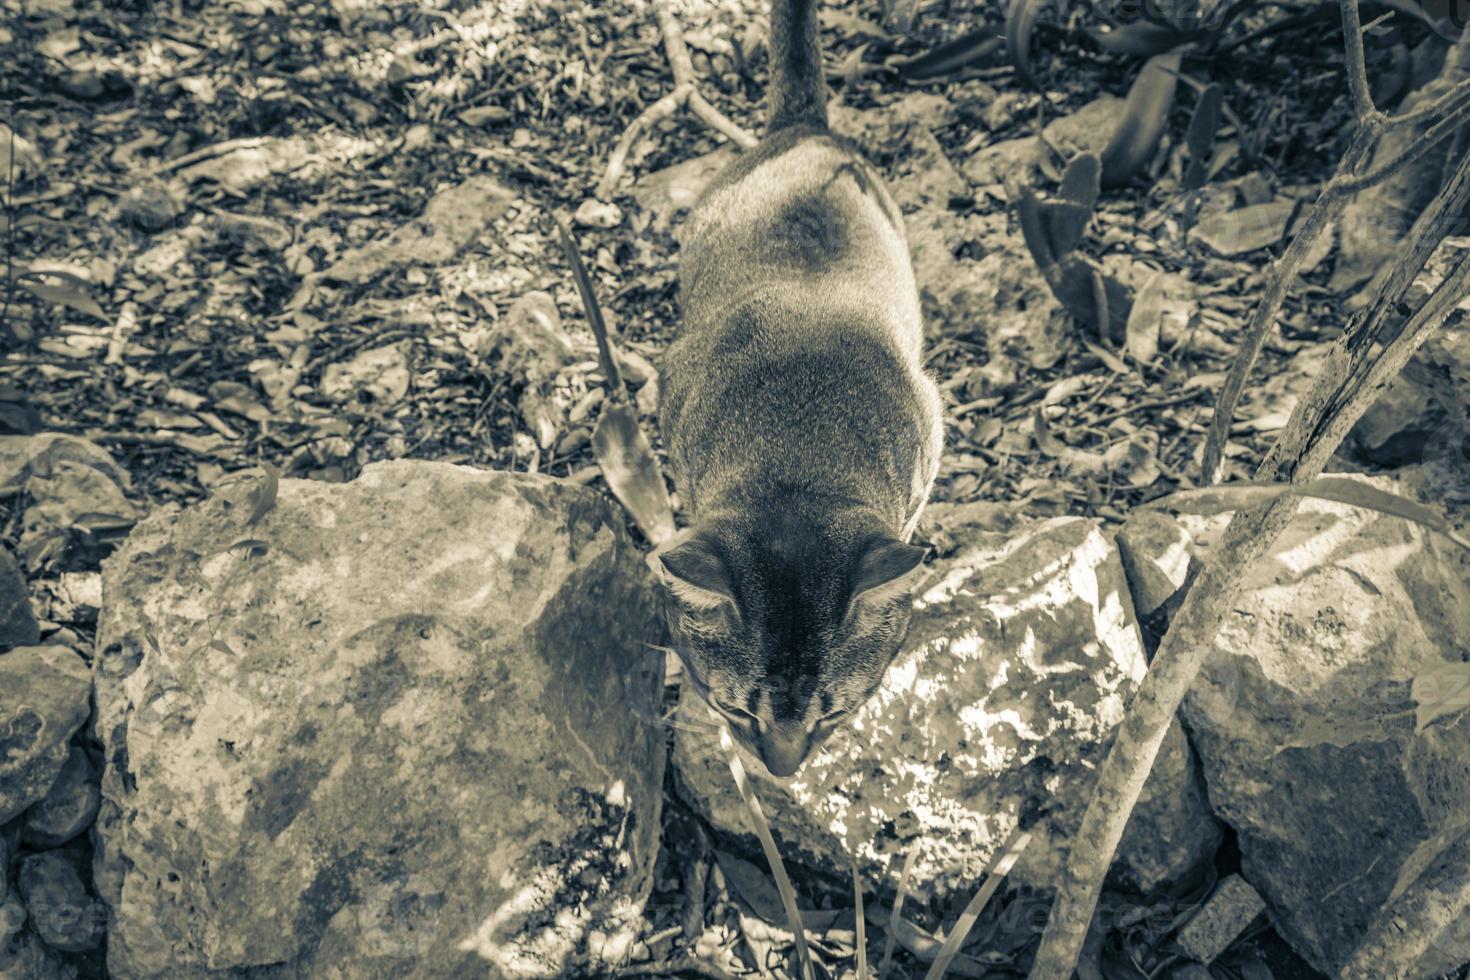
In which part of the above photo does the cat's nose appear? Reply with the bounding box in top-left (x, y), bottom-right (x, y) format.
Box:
top-left (756, 724), bottom-right (809, 777)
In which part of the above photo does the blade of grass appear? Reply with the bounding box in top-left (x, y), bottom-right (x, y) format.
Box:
top-left (878, 843), bottom-right (918, 979)
top-left (853, 856), bottom-right (869, 980)
top-left (718, 724), bottom-right (814, 980)
top-left (922, 829), bottom-right (1030, 980)
top-left (1142, 477), bottom-right (1470, 551)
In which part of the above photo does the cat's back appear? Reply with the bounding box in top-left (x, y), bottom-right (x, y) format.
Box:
top-left (678, 126), bottom-right (919, 352)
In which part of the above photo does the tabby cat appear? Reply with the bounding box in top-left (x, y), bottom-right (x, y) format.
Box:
top-left (650, 0), bottom-right (944, 777)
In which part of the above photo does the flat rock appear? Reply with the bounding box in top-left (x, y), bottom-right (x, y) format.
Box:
top-left (0, 646), bottom-right (92, 824)
top-left (632, 147), bottom-right (737, 231)
top-left (1188, 199), bottom-right (1296, 256)
top-left (962, 96), bottom-right (1122, 187)
top-left (906, 208), bottom-right (1068, 367)
top-left (322, 175), bottom-right (515, 283)
top-left (0, 547), bottom-right (38, 651)
top-left (674, 517), bottom-right (1220, 898)
top-left (319, 342), bottom-right (411, 407)
top-left (0, 433), bottom-right (130, 497)
top-left (94, 462), bottom-right (668, 979)
top-left (1181, 475), bottom-right (1470, 974)
top-left (1, 434), bottom-right (136, 572)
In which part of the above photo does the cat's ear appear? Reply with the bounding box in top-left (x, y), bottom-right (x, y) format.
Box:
top-left (647, 529), bottom-right (737, 612)
top-left (849, 537), bottom-right (928, 606)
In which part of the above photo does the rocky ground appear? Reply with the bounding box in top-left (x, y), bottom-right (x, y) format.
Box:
top-left (2, 0), bottom-right (1470, 977)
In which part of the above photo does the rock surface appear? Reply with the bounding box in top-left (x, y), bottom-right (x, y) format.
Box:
top-left (94, 462), bottom-right (668, 979)
top-left (23, 747), bottom-right (99, 848)
top-left (0, 646), bottom-right (92, 824)
top-left (0, 548), bottom-right (38, 651)
top-left (674, 517), bottom-right (1220, 898)
top-left (1114, 510), bottom-right (1195, 618)
top-left (1181, 479), bottom-right (1470, 975)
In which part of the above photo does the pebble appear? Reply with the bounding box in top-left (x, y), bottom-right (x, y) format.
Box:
top-left (23, 748), bottom-right (100, 848)
top-left (1177, 874), bottom-right (1267, 963)
top-left (574, 199), bottom-right (623, 229)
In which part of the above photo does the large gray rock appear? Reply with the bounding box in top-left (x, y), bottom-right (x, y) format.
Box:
top-left (0, 645), bottom-right (92, 824)
top-left (674, 517), bottom-right (1220, 899)
top-left (1181, 479), bottom-right (1470, 976)
top-left (94, 462), bottom-right (667, 979)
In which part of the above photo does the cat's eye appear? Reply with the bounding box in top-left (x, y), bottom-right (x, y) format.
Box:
top-left (816, 708), bottom-right (850, 729)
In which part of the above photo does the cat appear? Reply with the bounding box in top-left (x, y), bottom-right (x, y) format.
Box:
top-left (650, 0), bottom-right (944, 777)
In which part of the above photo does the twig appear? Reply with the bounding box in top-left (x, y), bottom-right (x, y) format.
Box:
top-left (1, 117), bottom-right (16, 338)
top-left (597, 0), bottom-right (757, 200)
top-left (1338, 0), bottom-right (1377, 120)
top-left (1334, 88), bottom-right (1470, 194)
top-left (1201, 18), bottom-right (1470, 483)
top-left (1027, 10), bottom-right (1470, 974)
top-left (1198, 128), bottom-right (1371, 483)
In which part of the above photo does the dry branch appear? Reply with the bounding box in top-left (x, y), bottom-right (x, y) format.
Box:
top-left (596, 0), bottom-right (757, 200)
top-left (1026, 2), bottom-right (1470, 973)
top-left (1200, 17), bottom-right (1470, 484)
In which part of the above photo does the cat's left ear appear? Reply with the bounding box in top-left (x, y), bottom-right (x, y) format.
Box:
top-left (849, 537), bottom-right (929, 606)
top-left (646, 528), bottom-right (738, 613)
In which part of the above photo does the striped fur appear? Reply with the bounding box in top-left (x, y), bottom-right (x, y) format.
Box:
top-left (650, 0), bottom-right (944, 778)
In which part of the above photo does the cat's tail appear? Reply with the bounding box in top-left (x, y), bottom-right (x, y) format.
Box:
top-left (768, 0), bottom-right (828, 132)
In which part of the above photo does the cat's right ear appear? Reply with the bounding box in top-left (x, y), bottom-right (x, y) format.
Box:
top-left (646, 529), bottom-right (737, 613)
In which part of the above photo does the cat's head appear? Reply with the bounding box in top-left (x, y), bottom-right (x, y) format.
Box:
top-left (646, 505), bottom-right (926, 777)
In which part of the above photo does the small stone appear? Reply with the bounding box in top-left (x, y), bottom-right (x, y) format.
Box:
top-left (17, 853), bottom-right (105, 953)
top-left (0, 646), bottom-right (92, 824)
top-left (23, 748), bottom-right (99, 848)
top-left (459, 105), bottom-right (510, 126)
top-left (1176, 875), bottom-right (1266, 964)
top-left (617, 349), bottom-right (657, 387)
top-left (0, 548), bottom-right (38, 651)
top-left (574, 198), bottom-right (623, 229)
top-left (319, 344), bottom-right (411, 407)
top-left (1188, 200), bottom-right (1297, 256)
